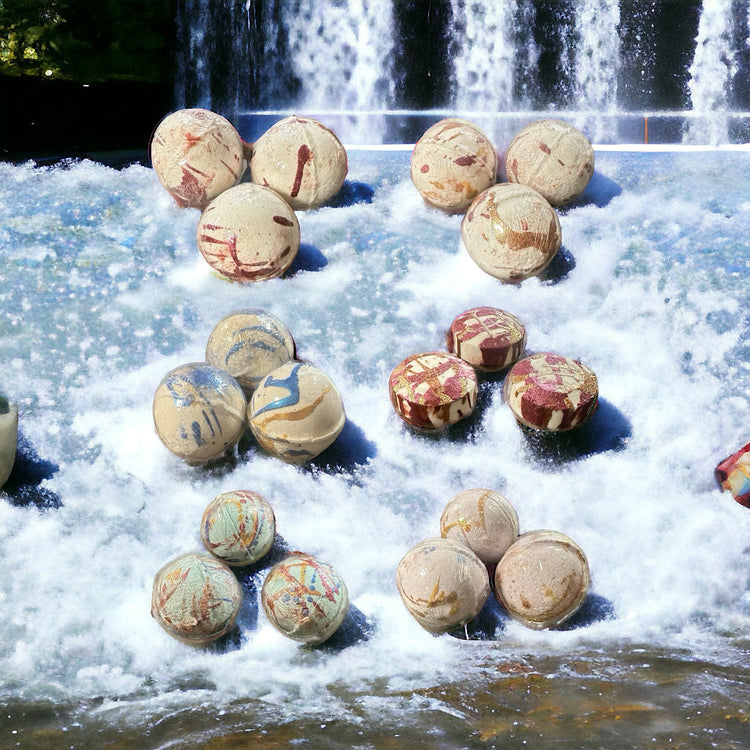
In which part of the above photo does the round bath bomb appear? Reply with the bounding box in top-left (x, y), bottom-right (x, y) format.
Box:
top-left (461, 183), bottom-right (561, 283)
top-left (150, 108), bottom-right (246, 209)
top-left (151, 552), bottom-right (243, 645)
top-left (0, 396), bottom-right (18, 489)
top-left (494, 530), bottom-right (590, 629)
top-left (201, 490), bottom-right (276, 566)
top-left (196, 182), bottom-right (300, 282)
top-left (250, 115), bottom-right (348, 210)
top-left (389, 351), bottom-right (478, 430)
top-left (440, 489), bottom-right (520, 565)
top-left (248, 361), bottom-right (346, 464)
top-left (396, 537), bottom-right (490, 633)
top-left (261, 553), bottom-right (349, 644)
top-left (503, 352), bottom-right (598, 432)
top-left (505, 119), bottom-right (594, 206)
top-left (205, 308), bottom-right (296, 394)
top-left (447, 306), bottom-right (527, 371)
top-left (152, 362), bottom-right (247, 464)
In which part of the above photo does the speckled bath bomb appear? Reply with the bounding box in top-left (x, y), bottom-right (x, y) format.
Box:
top-left (505, 119), bottom-right (594, 206)
top-left (150, 108), bottom-right (246, 209)
top-left (196, 182), bottom-right (300, 282)
top-left (494, 530), bottom-right (590, 630)
top-left (440, 489), bottom-right (520, 565)
top-left (201, 490), bottom-right (276, 566)
top-left (205, 309), bottom-right (296, 394)
top-left (0, 396), bottom-right (18, 489)
top-left (249, 115), bottom-right (348, 210)
top-left (248, 360), bottom-right (346, 464)
top-left (461, 183), bottom-right (561, 283)
top-left (396, 537), bottom-right (490, 633)
top-left (151, 552), bottom-right (243, 645)
top-left (410, 118), bottom-right (498, 213)
top-left (389, 351), bottom-right (478, 430)
top-left (152, 362), bottom-right (247, 464)
top-left (503, 352), bottom-right (598, 432)
top-left (446, 306), bottom-right (527, 371)
top-left (261, 553), bottom-right (349, 644)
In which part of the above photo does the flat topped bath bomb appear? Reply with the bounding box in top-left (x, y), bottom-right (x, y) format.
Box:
top-left (201, 490), bottom-right (276, 566)
top-left (389, 351), bottom-right (478, 430)
top-left (505, 119), bottom-right (594, 206)
top-left (205, 309), bottom-right (296, 394)
top-left (410, 118), bottom-right (498, 213)
top-left (396, 537), bottom-right (490, 633)
top-left (494, 530), bottom-right (590, 630)
top-left (0, 396), bottom-right (18, 489)
top-left (250, 115), bottom-right (348, 210)
top-left (151, 552), bottom-right (243, 645)
top-left (152, 362), bottom-right (247, 464)
top-left (261, 553), bottom-right (349, 644)
top-left (196, 182), bottom-right (300, 282)
top-left (461, 183), bottom-right (562, 283)
top-left (447, 306), bottom-right (527, 371)
top-left (150, 108), bottom-right (246, 209)
top-left (503, 352), bottom-right (598, 432)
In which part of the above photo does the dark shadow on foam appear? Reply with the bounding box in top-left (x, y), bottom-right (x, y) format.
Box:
top-left (308, 418), bottom-right (378, 474)
top-left (539, 245), bottom-right (576, 285)
top-left (567, 170), bottom-right (623, 209)
top-left (2, 430), bottom-right (62, 509)
top-left (285, 243), bottom-right (328, 275)
top-left (325, 180), bottom-right (375, 208)
top-left (557, 592), bottom-right (616, 630)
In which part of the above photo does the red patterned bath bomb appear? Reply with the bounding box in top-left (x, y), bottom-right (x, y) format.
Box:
top-left (447, 306), bottom-right (527, 371)
top-left (389, 351), bottom-right (478, 429)
top-left (503, 352), bottom-right (598, 432)
top-left (410, 118), bottom-right (498, 213)
top-left (150, 108), bottom-right (246, 209)
top-left (715, 440), bottom-right (750, 508)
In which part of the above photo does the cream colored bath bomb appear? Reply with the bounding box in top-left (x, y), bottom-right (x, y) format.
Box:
top-left (410, 118), bottom-right (498, 213)
top-left (150, 108), bottom-right (246, 209)
top-left (196, 182), bottom-right (300, 282)
top-left (0, 397), bottom-right (18, 488)
top-left (505, 119), bottom-right (594, 206)
top-left (396, 537), bottom-right (490, 633)
top-left (461, 183), bottom-right (561, 282)
top-left (249, 116), bottom-right (348, 210)
top-left (494, 530), bottom-right (590, 629)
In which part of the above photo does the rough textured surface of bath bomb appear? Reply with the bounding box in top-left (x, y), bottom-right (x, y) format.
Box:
top-left (446, 306), bottom-right (527, 371)
top-left (0, 396), bottom-right (18, 488)
top-left (410, 118), bottom-right (498, 213)
top-left (150, 108), bottom-right (246, 209)
top-left (715, 439), bottom-right (750, 508)
top-left (503, 352), bottom-right (598, 432)
top-left (389, 351), bottom-right (478, 429)
top-left (250, 115), bottom-right (348, 210)
top-left (205, 309), bottom-right (296, 394)
top-left (396, 537), bottom-right (491, 633)
top-left (461, 183), bottom-right (561, 282)
top-left (494, 530), bottom-right (590, 629)
top-left (248, 360), bottom-right (346, 464)
top-left (505, 119), bottom-right (594, 206)
top-left (440, 488), bottom-right (520, 565)
top-left (151, 552), bottom-right (243, 644)
top-left (152, 363), bottom-right (247, 464)
top-left (201, 490), bottom-right (276, 566)
top-left (261, 553), bottom-right (349, 644)
top-left (196, 182), bottom-right (300, 282)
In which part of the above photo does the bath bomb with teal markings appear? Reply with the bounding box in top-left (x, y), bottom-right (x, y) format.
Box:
top-left (0, 395), bottom-right (18, 489)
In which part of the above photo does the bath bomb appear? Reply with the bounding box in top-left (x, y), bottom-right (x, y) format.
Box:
top-left (248, 361), bottom-right (346, 464)
top-left (461, 183), bottom-right (561, 283)
top-left (411, 118), bottom-right (498, 213)
top-left (0, 396), bottom-right (18, 488)
top-left (201, 490), bottom-right (276, 566)
top-left (151, 552), bottom-right (243, 645)
top-left (250, 115), bottom-right (348, 210)
top-left (396, 537), bottom-right (491, 633)
top-left (494, 530), bottom-right (590, 630)
top-left (196, 182), bottom-right (300, 282)
top-left (440, 489), bottom-right (520, 565)
top-left (505, 119), bottom-right (594, 206)
top-left (715, 439), bottom-right (750, 508)
top-left (503, 352), bottom-right (598, 432)
top-left (261, 553), bottom-right (349, 644)
top-left (389, 351), bottom-right (478, 430)
top-left (446, 306), bottom-right (527, 371)
top-left (205, 309), bottom-right (296, 394)
top-left (152, 362), bottom-right (247, 464)
top-left (150, 108), bottom-right (246, 209)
